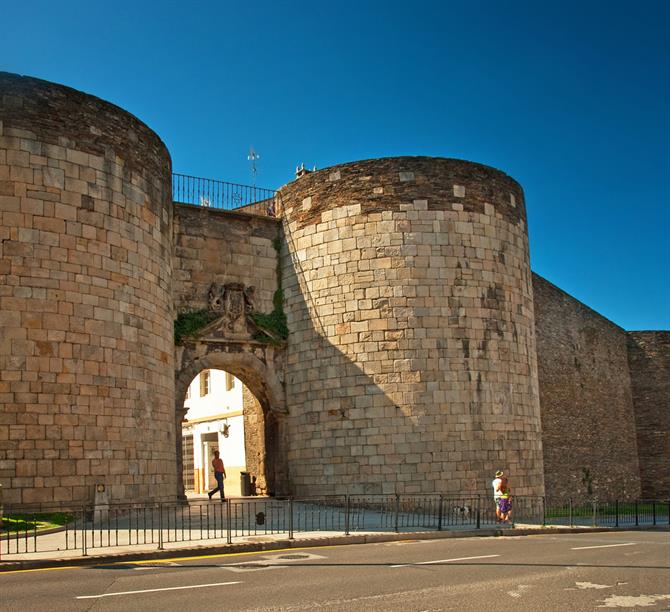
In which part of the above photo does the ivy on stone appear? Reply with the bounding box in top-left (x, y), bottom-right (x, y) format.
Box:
top-left (249, 232), bottom-right (287, 346)
top-left (174, 309), bottom-right (218, 345)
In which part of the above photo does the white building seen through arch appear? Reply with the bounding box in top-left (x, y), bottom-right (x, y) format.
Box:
top-left (182, 369), bottom-right (247, 495)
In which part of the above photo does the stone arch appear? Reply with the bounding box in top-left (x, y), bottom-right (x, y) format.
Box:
top-left (174, 344), bottom-right (288, 500)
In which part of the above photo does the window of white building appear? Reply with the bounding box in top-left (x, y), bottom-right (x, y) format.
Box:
top-left (200, 370), bottom-right (211, 396)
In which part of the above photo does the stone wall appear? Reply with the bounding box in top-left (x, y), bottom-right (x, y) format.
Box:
top-left (172, 204), bottom-right (279, 314)
top-left (0, 73), bottom-right (175, 506)
top-left (280, 157), bottom-right (545, 497)
top-left (242, 385), bottom-right (267, 494)
top-left (627, 331), bottom-right (670, 498)
top-left (533, 274), bottom-right (641, 500)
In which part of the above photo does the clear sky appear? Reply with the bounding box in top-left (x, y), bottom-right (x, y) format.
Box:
top-left (2, 1), bottom-right (668, 330)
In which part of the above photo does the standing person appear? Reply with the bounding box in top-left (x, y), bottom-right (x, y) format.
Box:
top-left (208, 450), bottom-right (226, 501)
top-left (492, 470), bottom-right (505, 522)
top-left (498, 474), bottom-right (513, 523)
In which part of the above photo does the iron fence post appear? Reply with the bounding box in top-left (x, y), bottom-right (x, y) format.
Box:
top-left (635, 500), bottom-right (639, 527)
top-left (394, 495), bottom-right (400, 533)
top-left (226, 499), bottom-right (232, 545)
top-left (344, 495), bottom-right (350, 536)
top-left (615, 499), bottom-right (619, 528)
top-left (288, 498), bottom-right (294, 540)
top-left (437, 495), bottom-right (443, 531)
top-left (592, 499), bottom-right (597, 527)
top-left (568, 498), bottom-right (573, 527)
top-left (652, 500), bottom-right (656, 526)
top-left (541, 496), bottom-right (546, 526)
top-left (476, 495), bottom-right (481, 529)
top-left (82, 505), bottom-right (87, 556)
top-left (158, 503), bottom-right (164, 550)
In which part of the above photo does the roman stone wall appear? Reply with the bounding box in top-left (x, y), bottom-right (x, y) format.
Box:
top-left (627, 331), bottom-right (670, 498)
top-left (0, 73), bottom-right (175, 506)
top-left (533, 274), bottom-right (641, 501)
top-left (172, 204), bottom-right (279, 314)
top-left (279, 157), bottom-right (545, 497)
top-left (242, 385), bottom-right (267, 494)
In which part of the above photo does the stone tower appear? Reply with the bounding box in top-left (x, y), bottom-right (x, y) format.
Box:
top-left (279, 157), bottom-right (544, 497)
top-left (0, 73), bottom-right (175, 505)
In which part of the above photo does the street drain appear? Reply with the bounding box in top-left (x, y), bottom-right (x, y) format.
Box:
top-left (277, 554), bottom-right (310, 560)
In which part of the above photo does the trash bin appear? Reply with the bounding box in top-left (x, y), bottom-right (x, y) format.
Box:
top-left (240, 471), bottom-right (252, 497)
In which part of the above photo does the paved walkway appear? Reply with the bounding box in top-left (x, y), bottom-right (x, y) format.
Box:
top-left (2, 496), bottom-right (666, 570)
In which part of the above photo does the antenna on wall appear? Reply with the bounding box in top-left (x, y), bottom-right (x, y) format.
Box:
top-left (248, 147), bottom-right (260, 188)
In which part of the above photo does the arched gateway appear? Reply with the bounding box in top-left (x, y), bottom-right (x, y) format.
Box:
top-left (171, 198), bottom-right (286, 500)
top-left (174, 339), bottom-right (288, 500)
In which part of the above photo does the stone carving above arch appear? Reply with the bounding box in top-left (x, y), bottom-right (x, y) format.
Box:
top-left (207, 283), bottom-right (257, 339)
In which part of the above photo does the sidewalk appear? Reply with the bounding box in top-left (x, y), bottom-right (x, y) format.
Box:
top-left (2, 495), bottom-right (666, 571)
top-left (3, 521), bottom-right (651, 572)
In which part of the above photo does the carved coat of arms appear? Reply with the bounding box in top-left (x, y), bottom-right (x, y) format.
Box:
top-left (207, 283), bottom-right (256, 338)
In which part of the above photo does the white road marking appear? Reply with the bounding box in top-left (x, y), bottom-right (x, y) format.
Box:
top-left (574, 582), bottom-right (616, 590)
top-left (391, 554), bottom-right (500, 568)
top-left (76, 581), bottom-right (241, 599)
top-left (507, 584), bottom-right (531, 598)
top-left (599, 594), bottom-right (670, 608)
top-left (571, 543), bottom-right (637, 550)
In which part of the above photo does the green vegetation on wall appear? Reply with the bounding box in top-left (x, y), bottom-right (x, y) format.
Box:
top-left (174, 309), bottom-right (218, 345)
top-left (249, 234), bottom-right (287, 346)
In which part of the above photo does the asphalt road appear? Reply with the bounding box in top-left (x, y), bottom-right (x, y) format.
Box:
top-left (1, 530), bottom-right (669, 611)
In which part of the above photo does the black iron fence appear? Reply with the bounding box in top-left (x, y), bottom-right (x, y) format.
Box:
top-left (1, 495), bottom-right (668, 560)
top-left (172, 173), bottom-right (276, 213)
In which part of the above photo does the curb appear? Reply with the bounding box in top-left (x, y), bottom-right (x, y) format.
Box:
top-left (1, 525), bottom-right (667, 572)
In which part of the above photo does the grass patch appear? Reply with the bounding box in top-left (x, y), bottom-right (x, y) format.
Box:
top-left (546, 501), bottom-right (667, 519)
top-left (2, 512), bottom-right (74, 532)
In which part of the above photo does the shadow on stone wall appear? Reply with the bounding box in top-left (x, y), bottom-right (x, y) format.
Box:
top-left (280, 234), bottom-right (544, 499)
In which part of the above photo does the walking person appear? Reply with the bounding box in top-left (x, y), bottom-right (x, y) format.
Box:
top-left (492, 470), bottom-right (513, 523)
top-left (208, 450), bottom-right (226, 501)
top-left (492, 470), bottom-right (504, 521)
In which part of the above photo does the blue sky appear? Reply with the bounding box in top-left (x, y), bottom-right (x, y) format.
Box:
top-left (2, 1), bottom-right (668, 330)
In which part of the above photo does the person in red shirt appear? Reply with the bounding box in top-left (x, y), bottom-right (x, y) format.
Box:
top-left (208, 450), bottom-right (227, 501)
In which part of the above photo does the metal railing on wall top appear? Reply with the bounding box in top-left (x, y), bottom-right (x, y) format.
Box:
top-left (172, 173), bottom-right (276, 213)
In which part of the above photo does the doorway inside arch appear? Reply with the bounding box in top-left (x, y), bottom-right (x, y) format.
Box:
top-left (181, 368), bottom-right (269, 497)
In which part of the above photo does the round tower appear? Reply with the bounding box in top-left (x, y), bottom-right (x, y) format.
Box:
top-left (280, 157), bottom-right (544, 497)
top-left (0, 73), bottom-right (175, 505)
